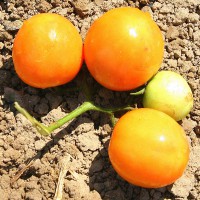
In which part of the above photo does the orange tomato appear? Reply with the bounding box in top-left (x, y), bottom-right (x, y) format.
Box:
top-left (12, 13), bottom-right (83, 88)
top-left (108, 108), bottom-right (189, 188)
top-left (84, 7), bottom-right (164, 91)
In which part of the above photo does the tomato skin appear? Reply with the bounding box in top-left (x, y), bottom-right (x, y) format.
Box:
top-left (108, 108), bottom-right (189, 188)
top-left (84, 7), bottom-right (164, 91)
top-left (143, 71), bottom-right (193, 121)
top-left (12, 13), bottom-right (83, 88)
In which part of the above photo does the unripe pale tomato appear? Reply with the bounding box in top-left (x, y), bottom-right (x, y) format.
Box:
top-left (143, 71), bottom-right (193, 121)
top-left (12, 13), bottom-right (83, 88)
top-left (109, 108), bottom-right (189, 188)
top-left (84, 7), bottom-right (164, 91)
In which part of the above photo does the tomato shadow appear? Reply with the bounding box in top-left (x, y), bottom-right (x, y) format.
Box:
top-left (88, 140), bottom-right (175, 200)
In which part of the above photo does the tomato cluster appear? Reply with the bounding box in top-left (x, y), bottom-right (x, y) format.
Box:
top-left (13, 7), bottom-right (164, 90)
top-left (12, 7), bottom-right (191, 189)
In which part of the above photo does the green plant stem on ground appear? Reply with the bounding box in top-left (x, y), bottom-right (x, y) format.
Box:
top-left (14, 101), bottom-right (133, 136)
top-left (130, 88), bottom-right (145, 96)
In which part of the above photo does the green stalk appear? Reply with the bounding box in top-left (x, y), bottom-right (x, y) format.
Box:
top-left (14, 101), bottom-right (132, 136)
top-left (47, 101), bottom-right (96, 133)
top-left (130, 88), bottom-right (145, 96)
top-left (14, 102), bottom-right (51, 136)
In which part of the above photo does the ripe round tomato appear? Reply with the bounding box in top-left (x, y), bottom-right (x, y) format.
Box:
top-left (12, 13), bottom-right (83, 88)
top-left (84, 7), bottom-right (164, 91)
top-left (108, 108), bottom-right (189, 188)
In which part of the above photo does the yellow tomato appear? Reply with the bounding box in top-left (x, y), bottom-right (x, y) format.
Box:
top-left (84, 7), bottom-right (164, 91)
top-left (109, 108), bottom-right (189, 188)
top-left (12, 13), bottom-right (83, 88)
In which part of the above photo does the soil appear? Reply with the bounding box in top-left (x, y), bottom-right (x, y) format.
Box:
top-left (0, 0), bottom-right (200, 200)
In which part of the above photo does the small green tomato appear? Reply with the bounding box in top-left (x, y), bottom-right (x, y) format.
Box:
top-left (143, 71), bottom-right (193, 121)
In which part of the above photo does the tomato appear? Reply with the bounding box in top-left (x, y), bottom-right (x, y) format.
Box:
top-left (12, 13), bottom-right (83, 88)
top-left (143, 71), bottom-right (193, 121)
top-left (84, 7), bottom-right (164, 91)
top-left (108, 108), bottom-right (189, 188)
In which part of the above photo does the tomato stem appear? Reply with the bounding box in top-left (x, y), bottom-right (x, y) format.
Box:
top-left (130, 88), bottom-right (145, 96)
top-left (14, 101), bottom-right (132, 136)
top-left (14, 102), bottom-right (51, 136)
top-left (47, 101), bottom-right (95, 133)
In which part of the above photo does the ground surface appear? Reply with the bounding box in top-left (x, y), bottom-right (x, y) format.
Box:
top-left (0, 0), bottom-right (200, 199)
